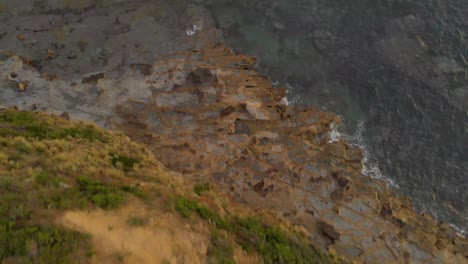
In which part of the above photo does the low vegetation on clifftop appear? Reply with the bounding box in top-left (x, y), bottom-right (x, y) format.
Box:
top-left (0, 108), bottom-right (343, 263)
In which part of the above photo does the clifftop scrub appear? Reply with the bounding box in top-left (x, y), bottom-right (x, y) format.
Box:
top-left (0, 108), bottom-right (341, 263)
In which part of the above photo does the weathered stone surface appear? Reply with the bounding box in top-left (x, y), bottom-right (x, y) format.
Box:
top-left (331, 243), bottom-right (364, 260)
top-left (360, 243), bottom-right (397, 263)
top-left (338, 207), bottom-right (365, 223)
top-left (1, 44), bottom-right (466, 264)
top-left (154, 92), bottom-right (200, 108)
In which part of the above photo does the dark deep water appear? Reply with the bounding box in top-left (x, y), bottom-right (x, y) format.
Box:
top-left (203, 0), bottom-right (468, 234)
top-left (0, 0), bottom-right (466, 235)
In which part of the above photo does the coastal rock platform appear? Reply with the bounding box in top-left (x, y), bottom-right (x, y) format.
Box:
top-left (1, 44), bottom-right (466, 263)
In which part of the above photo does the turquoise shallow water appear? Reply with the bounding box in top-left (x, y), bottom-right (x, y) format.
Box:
top-left (203, 0), bottom-right (467, 234)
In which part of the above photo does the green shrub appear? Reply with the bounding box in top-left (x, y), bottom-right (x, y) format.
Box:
top-left (38, 187), bottom-right (89, 210)
top-left (32, 171), bottom-right (88, 210)
top-left (0, 179), bottom-right (32, 222)
top-left (110, 154), bottom-right (139, 171)
top-left (90, 193), bottom-right (122, 209)
top-left (0, 109), bottom-right (106, 142)
top-left (35, 171), bottom-right (59, 187)
top-left (76, 176), bottom-right (124, 209)
top-left (196, 205), bottom-right (228, 229)
top-left (232, 217), bottom-right (332, 264)
top-left (0, 175), bottom-right (91, 262)
top-left (121, 185), bottom-right (147, 200)
top-left (62, 126), bottom-right (105, 142)
top-left (194, 183), bottom-right (212, 196)
top-left (0, 222), bottom-right (91, 263)
top-left (173, 197), bottom-right (338, 264)
top-left (174, 196), bottom-right (226, 228)
top-left (174, 196), bottom-right (198, 218)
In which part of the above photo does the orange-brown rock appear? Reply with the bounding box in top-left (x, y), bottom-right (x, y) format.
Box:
top-left (1, 44), bottom-right (466, 263)
top-left (107, 44), bottom-right (466, 263)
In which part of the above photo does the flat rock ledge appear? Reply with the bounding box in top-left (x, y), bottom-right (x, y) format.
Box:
top-left (1, 44), bottom-right (467, 264)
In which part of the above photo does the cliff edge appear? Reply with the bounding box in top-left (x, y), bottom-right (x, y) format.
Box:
top-left (0, 44), bottom-right (467, 263)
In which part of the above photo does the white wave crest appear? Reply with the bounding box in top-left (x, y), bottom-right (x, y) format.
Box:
top-left (186, 24), bottom-right (202, 36)
top-left (328, 121), bottom-right (399, 188)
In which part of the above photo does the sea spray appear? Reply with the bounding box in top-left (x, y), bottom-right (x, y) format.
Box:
top-left (328, 120), bottom-right (399, 188)
top-left (328, 121), bottom-right (467, 238)
top-left (283, 84), bottom-right (466, 237)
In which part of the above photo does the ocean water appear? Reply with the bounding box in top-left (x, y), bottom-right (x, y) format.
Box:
top-left (202, 0), bottom-right (468, 235)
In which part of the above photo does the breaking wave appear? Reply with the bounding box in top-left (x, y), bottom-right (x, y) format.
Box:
top-left (283, 84), bottom-right (466, 238)
top-left (280, 85), bottom-right (396, 187)
top-left (329, 121), bottom-right (467, 238)
top-left (328, 120), bottom-right (399, 188)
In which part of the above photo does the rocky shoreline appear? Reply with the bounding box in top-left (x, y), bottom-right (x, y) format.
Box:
top-left (1, 43), bottom-right (467, 263)
top-left (2, 0), bottom-right (467, 234)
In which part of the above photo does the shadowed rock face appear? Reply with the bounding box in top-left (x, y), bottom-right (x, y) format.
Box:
top-left (1, 43), bottom-right (466, 263)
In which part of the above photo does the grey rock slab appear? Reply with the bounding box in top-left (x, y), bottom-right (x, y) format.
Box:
top-left (347, 199), bottom-right (375, 215)
top-left (331, 243), bottom-right (364, 260)
top-left (307, 195), bottom-right (334, 213)
top-left (403, 241), bottom-right (433, 263)
top-left (355, 219), bottom-right (382, 237)
top-left (154, 92), bottom-right (200, 108)
top-left (360, 237), bottom-right (377, 250)
top-left (322, 211), bottom-right (355, 232)
top-left (338, 207), bottom-right (365, 223)
top-left (360, 243), bottom-right (397, 263)
top-left (339, 235), bottom-right (352, 244)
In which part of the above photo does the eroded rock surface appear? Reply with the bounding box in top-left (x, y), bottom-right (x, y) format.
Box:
top-left (1, 44), bottom-right (467, 263)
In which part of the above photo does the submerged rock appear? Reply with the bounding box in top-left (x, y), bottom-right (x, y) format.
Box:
top-left (433, 56), bottom-right (464, 74)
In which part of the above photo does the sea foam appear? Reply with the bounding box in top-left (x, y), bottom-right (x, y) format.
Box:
top-left (328, 121), bottom-right (399, 188)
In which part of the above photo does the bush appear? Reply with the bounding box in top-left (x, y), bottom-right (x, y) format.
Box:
top-left (35, 171), bottom-right (59, 187)
top-left (121, 185), bottom-right (147, 200)
top-left (0, 222), bottom-right (91, 263)
top-left (194, 183), bottom-right (212, 196)
top-left (76, 176), bottom-right (124, 209)
top-left (173, 196), bottom-right (337, 264)
top-left (110, 154), bottom-right (139, 171)
top-left (174, 196), bottom-right (199, 218)
top-left (37, 187), bottom-right (89, 210)
top-left (0, 109), bottom-right (106, 142)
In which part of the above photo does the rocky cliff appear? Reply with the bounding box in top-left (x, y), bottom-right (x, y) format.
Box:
top-left (1, 43), bottom-right (467, 263)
